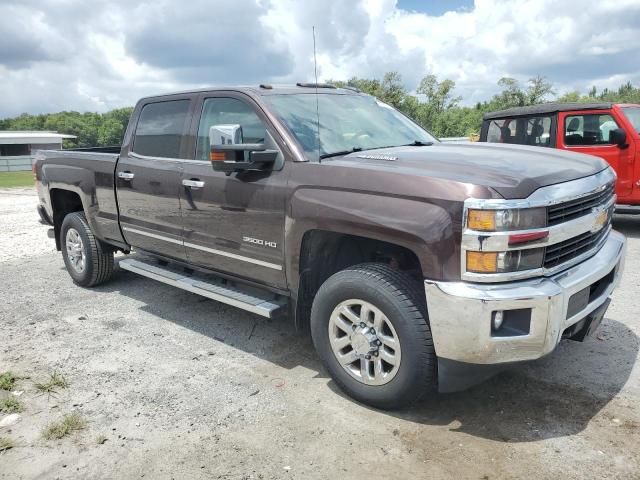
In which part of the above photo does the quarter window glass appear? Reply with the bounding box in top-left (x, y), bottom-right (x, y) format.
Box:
top-left (525, 116), bottom-right (552, 147)
top-left (564, 114), bottom-right (620, 146)
top-left (133, 100), bottom-right (190, 158)
top-left (196, 98), bottom-right (266, 160)
top-left (486, 118), bottom-right (520, 144)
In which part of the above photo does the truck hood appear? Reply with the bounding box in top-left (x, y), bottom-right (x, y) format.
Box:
top-left (329, 142), bottom-right (609, 199)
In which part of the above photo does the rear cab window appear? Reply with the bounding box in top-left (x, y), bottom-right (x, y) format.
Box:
top-left (133, 99), bottom-right (191, 158)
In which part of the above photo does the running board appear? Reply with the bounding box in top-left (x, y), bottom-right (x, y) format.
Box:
top-left (118, 258), bottom-right (286, 318)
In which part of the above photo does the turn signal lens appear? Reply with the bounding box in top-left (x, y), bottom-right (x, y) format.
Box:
top-left (466, 251), bottom-right (498, 273)
top-left (210, 151), bottom-right (227, 162)
top-left (467, 210), bottom-right (496, 231)
top-left (467, 248), bottom-right (545, 274)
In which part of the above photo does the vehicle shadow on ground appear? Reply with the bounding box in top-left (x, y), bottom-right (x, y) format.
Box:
top-left (98, 261), bottom-right (638, 444)
top-left (335, 318), bottom-right (638, 442)
top-left (613, 215), bottom-right (640, 238)
top-left (96, 264), bottom-right (323, 374)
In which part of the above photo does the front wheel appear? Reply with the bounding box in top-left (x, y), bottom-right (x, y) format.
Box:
top-left (60, 212), bottom-right (114, 287)
top-left (310, 263), bottom-right (436, 409)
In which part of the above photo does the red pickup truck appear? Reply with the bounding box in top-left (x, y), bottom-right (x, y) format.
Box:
top-left (480, 103), bottom-right (640, 213)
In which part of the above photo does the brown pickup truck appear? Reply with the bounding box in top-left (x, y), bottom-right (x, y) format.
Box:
top-left (34, 84), bottom-right (626, 409)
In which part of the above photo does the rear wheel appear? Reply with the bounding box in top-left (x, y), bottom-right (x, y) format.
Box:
top-left (60, 212), bottom-right (114, 287)
top-left (311, 263), bottom-right (436, 409)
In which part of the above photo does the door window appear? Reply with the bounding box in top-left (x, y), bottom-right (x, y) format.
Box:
top-left (196, 98), bottom-right (266, 160)
top-left (132, 100), bottom-right (190, 158)
top-left (564, 114), bottom-right (620, 146)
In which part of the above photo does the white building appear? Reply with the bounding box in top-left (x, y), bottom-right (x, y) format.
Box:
top-left (0, 131), bottom-right (76, 171)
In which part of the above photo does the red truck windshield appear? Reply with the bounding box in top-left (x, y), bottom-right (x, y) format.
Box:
top-left (265, 93), bottom-right (436, 160)
top-left (622, 107), bottom-right (640, 133)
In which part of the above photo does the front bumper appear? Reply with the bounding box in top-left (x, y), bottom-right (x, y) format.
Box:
top-left (425, 230), bottom-right (626, 366)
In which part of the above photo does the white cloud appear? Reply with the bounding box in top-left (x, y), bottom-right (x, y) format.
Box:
top-left (0, 0), bottom-right (638, 117)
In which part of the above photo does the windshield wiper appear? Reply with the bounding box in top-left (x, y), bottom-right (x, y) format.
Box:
top-left (403, 140), bottom-right (434, 146)
top-left (365, 140), bottom-right (434, 151)
top-left (319, 147), bottom-right (362, 159)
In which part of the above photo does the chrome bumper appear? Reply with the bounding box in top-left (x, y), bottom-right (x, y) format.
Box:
top-left (425, 230), bottom-right (626, 365)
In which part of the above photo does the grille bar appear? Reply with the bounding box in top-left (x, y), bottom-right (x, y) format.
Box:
top-left (543, 227), bottom-right (609, 268)
top-left (547, 184), bottom-right (614, 226)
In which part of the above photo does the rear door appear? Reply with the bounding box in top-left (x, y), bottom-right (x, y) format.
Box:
top-left (558, 110), bottom-right (634, 197)
top-left (116, 96), bottom-right (194, 260)
top-left (178, 92), bottom-right (289, 288)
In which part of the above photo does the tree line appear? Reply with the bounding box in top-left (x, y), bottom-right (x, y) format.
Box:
top-left (1, 75), bottom-right (639, 147)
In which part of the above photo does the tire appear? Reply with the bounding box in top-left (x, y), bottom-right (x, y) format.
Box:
top-left (310, 263), bottom-right (436, 410)
top-left (60, 212), bottom-right (114, 287)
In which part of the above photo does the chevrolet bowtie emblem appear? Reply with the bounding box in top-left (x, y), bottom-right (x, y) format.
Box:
top-left (591, 207), bottom-right (609, 233)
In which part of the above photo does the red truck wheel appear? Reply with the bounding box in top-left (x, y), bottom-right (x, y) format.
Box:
top-left (310, 263), bottom-right (436, 409)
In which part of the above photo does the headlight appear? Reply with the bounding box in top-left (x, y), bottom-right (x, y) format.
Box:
top-left (467, 207), bottom-right (546, 231)
top-left (466, 249), bottom-right (545, 273)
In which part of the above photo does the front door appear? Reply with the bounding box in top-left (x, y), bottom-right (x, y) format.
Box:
top-left (116, 97), bottom-right (193, 260)
top-left (558, 110), bottom-right (634, 197)
top-left (179, 94), bottom-right (289, 288)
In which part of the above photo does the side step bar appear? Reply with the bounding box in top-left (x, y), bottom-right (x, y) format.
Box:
top-left (118, 258), bottom-right (286, 318)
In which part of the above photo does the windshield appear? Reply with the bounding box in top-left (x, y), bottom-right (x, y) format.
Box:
top-left (265, 93), bottom-right (437, 160)
top-left (622, 107), bottom-right (640, 133)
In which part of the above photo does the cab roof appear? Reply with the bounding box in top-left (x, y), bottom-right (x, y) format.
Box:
top-left (483, 102), bottom-right (613, 120)
top-left (138, 84), bottom-right (364, 102)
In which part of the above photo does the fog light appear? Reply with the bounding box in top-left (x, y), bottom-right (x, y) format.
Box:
top-left (492, 310), bottom-right (504, 331)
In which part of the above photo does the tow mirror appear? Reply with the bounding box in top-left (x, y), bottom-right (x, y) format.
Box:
top-left (209, 124), bottom-right (278, 174)
top-left (609, 128), bottom-right (628, 149)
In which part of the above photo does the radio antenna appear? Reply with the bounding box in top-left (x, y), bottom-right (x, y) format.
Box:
top-left (313, 26), bottom-right (322, 162)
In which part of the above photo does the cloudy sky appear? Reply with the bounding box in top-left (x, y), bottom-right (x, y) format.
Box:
top-left (1, 0), bottom-right (639, 117)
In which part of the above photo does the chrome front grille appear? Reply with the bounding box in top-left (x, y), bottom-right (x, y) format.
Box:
top-left (544, 181), bottom-right (615, 268)
top-left (543, 225), bottom-right (610, 269)
top-left (547, 183), bottom-right (614, 226)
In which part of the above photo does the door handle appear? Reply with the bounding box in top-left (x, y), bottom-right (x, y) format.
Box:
top-left (118, 171), bottom-right (135, 180)
top-left (182, 179), bottom-right (205, 189)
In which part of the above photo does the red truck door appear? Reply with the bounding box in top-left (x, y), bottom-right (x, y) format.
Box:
top-left (558, 110), bottom-right (634, 197)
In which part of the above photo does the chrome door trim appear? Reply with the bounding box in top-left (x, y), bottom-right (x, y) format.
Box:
top-left (122, 226), bottom-right (282, 271)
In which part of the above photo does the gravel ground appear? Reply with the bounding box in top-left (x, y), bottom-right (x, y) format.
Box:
top-left (1, 188), bottom-right (639, 480)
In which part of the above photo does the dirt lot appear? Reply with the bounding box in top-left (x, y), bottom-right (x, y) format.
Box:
top-left (1, 187), bottom-right (639, 479)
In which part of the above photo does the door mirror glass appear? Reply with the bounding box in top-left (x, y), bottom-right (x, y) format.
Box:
top-left (609, 128), bottom-right (628, 148)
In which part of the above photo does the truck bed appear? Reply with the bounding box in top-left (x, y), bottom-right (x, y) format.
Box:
top-left (34, 146), bottom-right (124, 247)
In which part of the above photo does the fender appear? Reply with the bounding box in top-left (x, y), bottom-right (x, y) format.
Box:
top-left (285, 186), bottom-right (461, 295)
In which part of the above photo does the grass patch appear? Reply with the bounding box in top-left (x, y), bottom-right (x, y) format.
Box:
top-left (0, 397), bottom-right (24, 414)
top-left (34, 372), bottom-right (69, 394)
top-left (0, 436), bottom-right (15, 452)
top-left (96, 434), bottom-right (108, 445)
top-left (42, 413), bottom-right (87, 440)
top-left (0, 171), bottom-right (34, 188)
top-left (0, 372), bottom-right (17, 391)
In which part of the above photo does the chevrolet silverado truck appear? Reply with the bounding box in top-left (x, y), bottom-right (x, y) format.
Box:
top-left (479, 102), bottom-right (640, 213)
top-left (34, 84), bottom-right (626, 409)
